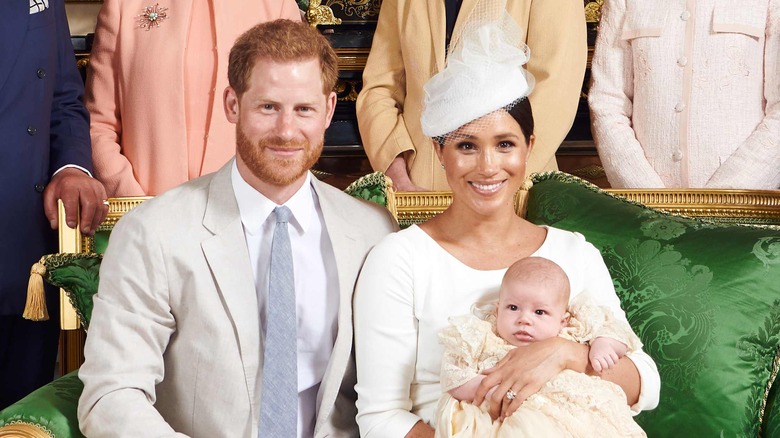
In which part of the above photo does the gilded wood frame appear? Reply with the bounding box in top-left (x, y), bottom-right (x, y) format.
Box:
top-left (0, 423), bottom-right (52, 438)
top-left (391, 189), bottom-right (780, 228)
top-left (57, 197), bottom-right (150, 375)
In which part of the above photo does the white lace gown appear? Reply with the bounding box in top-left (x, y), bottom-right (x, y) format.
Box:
top-left (435, 297), bottom-right (647, 438)
top-left (354, 225), bottom-right (660, 437)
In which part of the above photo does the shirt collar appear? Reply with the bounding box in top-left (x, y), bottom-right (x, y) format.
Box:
top-left (231, 161), bottom-right (317, 235)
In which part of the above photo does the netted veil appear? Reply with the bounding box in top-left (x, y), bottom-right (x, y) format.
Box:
top-left (420, 0), bottom-right (535, 142)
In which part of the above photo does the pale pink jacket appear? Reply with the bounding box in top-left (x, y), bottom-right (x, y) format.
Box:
top-left (589, 0), bottom-right (780, 189)
top-left (86, 0), bottom-right (301, 196)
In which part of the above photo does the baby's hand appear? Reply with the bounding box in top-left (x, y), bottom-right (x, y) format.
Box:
top-left (589, 337), bottom-right (628, 373)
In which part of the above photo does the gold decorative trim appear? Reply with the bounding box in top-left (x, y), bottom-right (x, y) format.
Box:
top-left (58, 197), bottom-right (151, 330)
top-left (391, 191), bottom-right (453, 226)
top-left (584, 0), bottom-right (604, 23)
top-left (607, 189), bottom-right (780, 223)
top-left (311, 169), bottom-right (333, 180)
top-left (81, 197), bottom-right (152, 253)
top-left (334, 79), bottom-right (360, 102)
top-left (319, 0), bottom-right (381, 21)
top-left (335, 48), bottom-right (370, 71)
top-left (385, 176), bottom-right (397, 220)
top-left (306, 0), bottom-right (342, 26)
top-left (392, 188), bottom-right (780, 226)
top-left (0, 422), bottom-right (53, 438)
top-left (76, 57), bottom-right (90, 71)
top-left (571, 164), bottom-right (606, 180)
top-left (759, 346), bottom-right (780, 437)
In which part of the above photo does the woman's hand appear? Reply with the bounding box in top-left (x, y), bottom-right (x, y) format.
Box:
top-left (473, 337), bottom-right (588, 420)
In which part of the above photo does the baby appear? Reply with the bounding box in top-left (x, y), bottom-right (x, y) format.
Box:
top-left (436, 257), bottom-right (646, 437)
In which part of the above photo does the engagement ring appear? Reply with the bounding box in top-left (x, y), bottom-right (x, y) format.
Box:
top-left (506, 389), bottom-right (516, 401)
top-left (102, 200), bottom-right (110, 206)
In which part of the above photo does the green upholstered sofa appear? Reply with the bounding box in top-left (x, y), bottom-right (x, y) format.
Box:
top-left (2, 172), bottom-right (780, 437)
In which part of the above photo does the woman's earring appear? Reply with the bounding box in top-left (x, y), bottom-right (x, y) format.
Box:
top-left (440, 162), bottom-right (445, 169)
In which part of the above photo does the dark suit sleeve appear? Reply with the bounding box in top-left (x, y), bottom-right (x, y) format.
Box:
top-left (48, 0), bottom-right (91, 175)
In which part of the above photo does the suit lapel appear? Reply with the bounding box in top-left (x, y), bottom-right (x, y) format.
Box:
top-left (0, 2), bottom-right (29, 93)
top-left (311, 178), bottom-right (364, 435)
top-left (201, 162), bottom-right (262, 413)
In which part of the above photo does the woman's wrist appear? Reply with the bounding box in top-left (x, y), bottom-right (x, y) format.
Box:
top-left (560, 338), bottom-right (591, 373)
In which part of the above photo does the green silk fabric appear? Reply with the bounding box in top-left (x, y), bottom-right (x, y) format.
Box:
top-left (90, 229), bottom-right (111, 255)
top-left (526, 172), bottom-right (780, 437)
top-left (42, 253), bottom-right (102, 329)
top-left (344, 171), bottom-right (390, 207)
top-left (0, 371), bottom-right (84, 437)
top-left (765, 377), bottom-right (780, 437)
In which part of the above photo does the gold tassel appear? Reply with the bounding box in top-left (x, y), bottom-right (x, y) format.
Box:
top-left (23, 258), bottom-right (49, 321)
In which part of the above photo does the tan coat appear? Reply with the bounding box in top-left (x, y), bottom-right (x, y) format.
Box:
top-left (86, 0), bottom-right (301, 197)
top-left (78, 162), bottom-right (398, 437)
top-left (356, 0), bottom-right (587, 190)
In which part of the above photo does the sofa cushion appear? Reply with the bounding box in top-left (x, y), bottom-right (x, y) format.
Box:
top-left (0, 370), bottom-right (84, 437)
top-left (525, 171), bottom-right (780, 437)
top-left (344, 171), bottom-right (390, 206)
top-left (41, 253), bottom-right (102, 329)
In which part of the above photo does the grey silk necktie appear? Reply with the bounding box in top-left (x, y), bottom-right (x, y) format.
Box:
top-left (259, 206), bottom-right (298, 437)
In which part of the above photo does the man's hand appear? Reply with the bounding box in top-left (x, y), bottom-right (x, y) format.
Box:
top-left (385, 155), bottom-right (427, 192)
top-left (43, 167), bottom-right (109, 235)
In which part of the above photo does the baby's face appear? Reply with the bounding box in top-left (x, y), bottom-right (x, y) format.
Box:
top-left (495, 279), bottom-right (569, 347)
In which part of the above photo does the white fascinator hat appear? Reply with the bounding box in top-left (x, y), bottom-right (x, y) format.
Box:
top-left (420, 0), bottom-right (534, 140)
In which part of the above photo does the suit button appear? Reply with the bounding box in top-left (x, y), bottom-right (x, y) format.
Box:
top-left (672, 150), bottom-right (683, 161)
top-left (36, 68), bottom-right (46, 79)
top-left (674, 102), bottom-right (686, 112)
top-left (681, 10), bottom-right (691, 20)
top-left (27, 126), bottom-right (37, 135)
top-left (35, 183), bottom-right (45, 193)
top-left (677, 57), bottom-right (688, 67)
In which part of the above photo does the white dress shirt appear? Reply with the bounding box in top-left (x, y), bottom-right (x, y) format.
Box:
top-left (232, 163), bottom-right (339, 438)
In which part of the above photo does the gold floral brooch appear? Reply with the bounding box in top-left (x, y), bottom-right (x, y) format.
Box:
top-left (137, 3), bottom-right (168, 30)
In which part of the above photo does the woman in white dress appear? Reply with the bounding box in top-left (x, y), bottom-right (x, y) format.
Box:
top-left (352, 3), bottom-right (660, 437)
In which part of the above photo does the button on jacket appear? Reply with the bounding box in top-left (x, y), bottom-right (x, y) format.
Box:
top-left (589, 0), bottom-right (780, 189)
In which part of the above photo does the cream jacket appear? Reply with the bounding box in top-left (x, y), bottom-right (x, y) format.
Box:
top-left (356, 0), bottom-right (587, 190)
top-left (589, 0), bottom-right (780, 189)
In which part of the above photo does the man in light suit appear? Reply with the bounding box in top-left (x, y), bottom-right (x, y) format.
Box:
top-left (0, 0), bottom-right (107, 410)
top-left (78, 19), bottom-right (397, 437)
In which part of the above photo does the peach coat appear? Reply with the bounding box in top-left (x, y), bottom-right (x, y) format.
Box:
top-left (86, 0), bottom-right (301, 196)
top-left (356, 0), bottom-right (587, 190)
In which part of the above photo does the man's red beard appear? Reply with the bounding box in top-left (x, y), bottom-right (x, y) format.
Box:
top-left (236, 125), bottom-right (323, 186)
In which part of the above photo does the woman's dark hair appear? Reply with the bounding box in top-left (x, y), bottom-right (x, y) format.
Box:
top-left (435, 97), bottom-right (534, 147)
top-left (508, 97), bottom-right (534, 145)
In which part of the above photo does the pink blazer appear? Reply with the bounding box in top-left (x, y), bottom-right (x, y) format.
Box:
top-left (86, 0), bottom-right (301, 196)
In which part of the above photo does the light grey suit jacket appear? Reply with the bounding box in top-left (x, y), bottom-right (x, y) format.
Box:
top-left (78, 161), bottom-right (397, 437)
